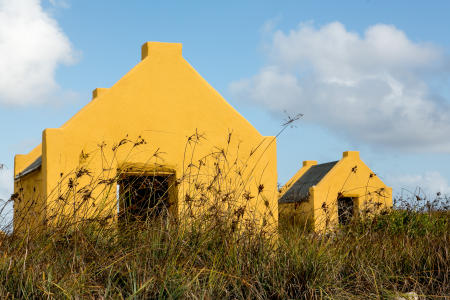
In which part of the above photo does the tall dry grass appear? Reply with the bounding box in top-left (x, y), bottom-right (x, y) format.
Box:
top-left (0, 121), bottom-right (448, 298)
top-left (0, 196), bottom-right (447, 298)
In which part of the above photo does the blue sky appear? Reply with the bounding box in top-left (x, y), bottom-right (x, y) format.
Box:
top-left (1, 0), bottom-right (450, 206)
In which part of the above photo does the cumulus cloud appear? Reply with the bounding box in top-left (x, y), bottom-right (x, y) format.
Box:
top-left (0, 0), bottom-right (76, 105)
top-left (387, 171), bottom-right (450, 197)
top-left (230, 22), bottom-right (450, 152)
top-left (0, 168), bottom-right (13, 228)
top-left (0, 168), bottom-right (12, 201)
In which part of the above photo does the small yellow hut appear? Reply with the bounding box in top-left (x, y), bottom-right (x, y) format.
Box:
top-left (13, 42), bottom-right (278, 233)
top-left (279, 151), bottom-right (392, 231)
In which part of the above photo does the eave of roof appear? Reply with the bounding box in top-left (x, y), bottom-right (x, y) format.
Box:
top-left (279, 161), bottom-right (338, 204)
top-left (15, 156), bottom-right (42, 180)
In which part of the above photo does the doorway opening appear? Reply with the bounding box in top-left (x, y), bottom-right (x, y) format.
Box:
top-left (117, 173), bottom-right (175, 225)
top-left (337, 197), bottom-right (355, 225)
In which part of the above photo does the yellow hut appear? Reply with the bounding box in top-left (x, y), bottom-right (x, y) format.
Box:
top-left (278, 151), bottom-right (392, 231)
top-left (13, 42), bottom-right (278, 233)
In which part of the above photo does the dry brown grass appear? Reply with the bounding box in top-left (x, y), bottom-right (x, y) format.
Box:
top-left (0, 122), bottom-right (448, 298)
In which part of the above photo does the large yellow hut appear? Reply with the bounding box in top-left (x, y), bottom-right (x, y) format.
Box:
top-left (279, 151), bottom-right (392, 231)
top-left (13, 42), bottom-right (278, 233)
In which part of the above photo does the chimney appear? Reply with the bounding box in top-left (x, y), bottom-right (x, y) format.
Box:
top-left (141, 42), bottom-right (183, 60)
top-left (343, 151), bottom-right (359, 159)
top-left (303, 160), bottom-right (317, 167)
top-left (92, 88), bottom-right (109, 100)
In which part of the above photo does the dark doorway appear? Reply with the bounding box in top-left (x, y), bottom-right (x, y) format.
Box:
top-left (338, 197), bottom-right (354, 225)
top-left (118, 174), bottom-right (173, 225)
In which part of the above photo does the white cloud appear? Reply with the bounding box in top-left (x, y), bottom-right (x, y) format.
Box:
top-left (0, 168), bottom-right (13, 228)
top-left (0, 168), bottom-right (12, 201)
top-left (387, 171), bottom-right (450, 198)
top-left (0, 0), bottom-right (76, 105)
top-left (230, 22), bottom-right (450, 152)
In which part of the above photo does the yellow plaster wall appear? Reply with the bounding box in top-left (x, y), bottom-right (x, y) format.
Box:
top-left (312, 151), bottom-right (392, 231)
top-left (14, 144), bottom-right (44, 232)
top-left (14, 42), bottom-right (278, 231)
top-left (13, 170), bottom-right (45, 232)
top-left (279, 151), bottom-right (392, 232)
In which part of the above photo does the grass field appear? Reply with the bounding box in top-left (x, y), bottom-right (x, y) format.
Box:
top-left (1, 128), bottom-right (448, 298)
top-left (0, 194), bottom-right (448, 299)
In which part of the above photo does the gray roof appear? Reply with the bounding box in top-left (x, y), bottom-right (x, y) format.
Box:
top-left (279, 161), bottom-right (338, 204)
top-left (15, 156), bottom-right (42, 179)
